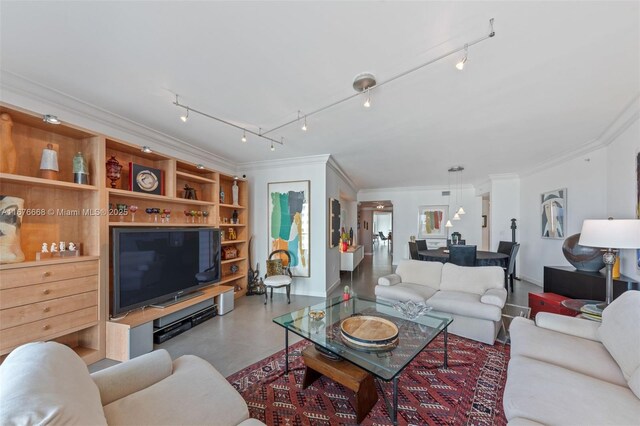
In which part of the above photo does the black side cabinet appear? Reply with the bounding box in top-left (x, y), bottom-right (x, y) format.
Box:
top-left (543, 266), bottom-right (639, 300)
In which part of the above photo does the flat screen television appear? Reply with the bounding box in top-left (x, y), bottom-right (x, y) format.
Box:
top-left (112, 228), bottom-right (221, 316)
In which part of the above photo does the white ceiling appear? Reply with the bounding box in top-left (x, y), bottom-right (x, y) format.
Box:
top-left (1, 1), bottom-right (638, 189)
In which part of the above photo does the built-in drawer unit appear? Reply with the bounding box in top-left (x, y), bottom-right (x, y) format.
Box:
top-left (0, 258), bottom-right (99, 355)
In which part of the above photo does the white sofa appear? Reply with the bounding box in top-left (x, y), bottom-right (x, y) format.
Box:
top-left (375, 260), bottom-right (506, 344)
top-left (504, 290), bottom-right (640, 425)
top-left (0, 341), bottom-right (264, 426)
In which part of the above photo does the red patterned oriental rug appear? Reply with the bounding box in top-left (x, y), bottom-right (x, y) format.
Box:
top-left (227, 334), bottom-right (510, 425)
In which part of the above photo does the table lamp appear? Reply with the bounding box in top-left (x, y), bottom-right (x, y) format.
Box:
top-left (578, 218), bottom-right (640, 309)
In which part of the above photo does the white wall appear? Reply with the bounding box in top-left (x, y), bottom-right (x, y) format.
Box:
top-left (244, 159), bottom-right (327, 297)
top-left (606, 119), bottom-right (640, 281)
top-left (358, 186), bottom-right (482, 264)
top-left (489, 175), bottom-right (520, 252)
top-left (519, 149), bottom-right (608, 285)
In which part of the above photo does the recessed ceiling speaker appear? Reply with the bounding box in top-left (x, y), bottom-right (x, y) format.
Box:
top-left (353, 72), bottom-right (377, 92)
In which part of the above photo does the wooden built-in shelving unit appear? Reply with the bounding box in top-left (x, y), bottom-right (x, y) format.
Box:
top-left (0, 103), bottom-right (250, 364)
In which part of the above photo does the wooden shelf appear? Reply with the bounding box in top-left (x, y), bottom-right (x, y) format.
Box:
top-left (0, 255), bottom-right (100, 271)
top-left (108, 222), bottom-right (214, 227)
top-left (176, 171), bottom-right (216, 184)
top-left (74, 347), bottom-right (101, 364)
top-left (221, 257), bottom-right (247, 264)
top-left (220, 223), bottom-right (245, 227)
top-left (219, 203), bottom-right (246, 209)
top-left (108, 285), bottom-right (233, 328)
top-left (0, 173), bottom-right (98, 191)
top-left (219, 273), bottom-right (245, 285)
top-left (108, 188), bottom-right (215, 206)
top-left (221, 240), bottom-right (246, 245)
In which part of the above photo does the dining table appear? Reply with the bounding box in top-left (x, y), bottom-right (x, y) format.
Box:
top-left (418, 247), bottom-right (508, 267)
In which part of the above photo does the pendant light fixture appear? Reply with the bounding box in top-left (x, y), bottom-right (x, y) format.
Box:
top-left (448, 166), bottom-right (464, 220)
top-left (456, 166), bottom-right (466, 215)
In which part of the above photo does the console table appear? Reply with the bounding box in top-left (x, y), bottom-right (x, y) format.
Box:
top-left (543, 266), bottom-right (639, 301)
top-left (340, 245), bottom-right (364, 282)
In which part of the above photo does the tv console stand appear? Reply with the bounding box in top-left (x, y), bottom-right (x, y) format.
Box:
top-left (106, 285), bottom-right (233, 361)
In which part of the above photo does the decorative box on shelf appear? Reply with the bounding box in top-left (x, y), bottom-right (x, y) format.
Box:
top-left (222, 246), bottom-right (238, 260)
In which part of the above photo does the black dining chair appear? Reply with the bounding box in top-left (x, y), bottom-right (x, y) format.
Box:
top-left (378, 231), bottom-right (388, 245)
top-left (504, 243), bottom-right (520, 292)
top-left (497, 241), bottom-right (516, 257)
top-left (415, 239), bottom-right (428, 251)
top-left (408, 241), bottom-right (421, 260)
top-left (449, 245), bottom-right (477, 266)
top-left (447, 239), bottom-right (466, 247)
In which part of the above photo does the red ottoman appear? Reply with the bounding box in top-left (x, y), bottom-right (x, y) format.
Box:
top-left (528, 292), bottom-right (579, 319)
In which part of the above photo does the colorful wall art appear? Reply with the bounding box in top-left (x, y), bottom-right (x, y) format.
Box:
top-left (268, 180), bottom-right (310, 277)
top-left (418, 205), bottom-right (448, 239)
top-left (541, 188), bottom-right (567, 239)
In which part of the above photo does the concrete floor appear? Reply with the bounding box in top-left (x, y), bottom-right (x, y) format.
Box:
top-left (90, 243), bottom-right (541, 376)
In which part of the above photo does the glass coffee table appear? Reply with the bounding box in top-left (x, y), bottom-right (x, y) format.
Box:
top-left (273, 296), bottom-right (452, 424)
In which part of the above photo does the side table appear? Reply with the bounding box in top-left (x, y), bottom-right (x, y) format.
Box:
top-left (561, 299), bottom-right (603, 322)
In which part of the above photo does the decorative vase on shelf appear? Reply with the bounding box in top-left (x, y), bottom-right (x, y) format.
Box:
top-left (39, 143), bottom-right (59, 180)
top-left (106, 156), bottom-right (122, 188)
top-left (0, 113), bottom-right (16, 174)
top-left (232, 180), bottom-right (239, 205)
top-left (232, 209), bottom-right (239, 224)
top-left (73, 152), bottom-right (89, 185)
top-left (0, 196), bottom-right (25, 264)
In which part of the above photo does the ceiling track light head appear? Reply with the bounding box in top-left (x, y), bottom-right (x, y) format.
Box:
top-left (270, 141), bottom-right (275, 151)
top-left (141, 146), bottom-right (152, 154)
top-left (42, 114), bottom-right (61, 125)
top-left (353, 72), bottom-right (377, 93)
top-left (180, 107), bottom-right (189, 122)
top-left (448, 166), bottom-right (464, 173)
top-left (196, 164), bottom-right (205, 170)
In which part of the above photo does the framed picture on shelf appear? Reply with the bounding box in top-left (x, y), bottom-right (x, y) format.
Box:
top-left (129, 163), bottom-right (164, 195)
top-left (268, 180), bottom-right (310, 277)
top-left (418, 205), bottom-right (448, 239)
top-left (541, 188), bottom-right (566, 239)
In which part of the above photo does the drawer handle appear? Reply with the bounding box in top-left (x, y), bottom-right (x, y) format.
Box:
top-left (43, 307), bottom-right (50, 313)
top-left (43, 289), bottom-right (50, 295)
top-left (43, 271), bottom-right (52, 278)
top-left (42, 324), bottom-right (50, 331)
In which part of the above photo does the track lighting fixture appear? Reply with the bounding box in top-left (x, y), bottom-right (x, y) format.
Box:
top-left (456, 44), bottom-right (468, 70)
top-left (172, 19), bottom-right (495, 149)
top-left (270, 141), bottom-right (275, 152)
top-left (141, 146), bottom-right (153, 154)
top-left (241, 131), bottom-right (247, 143)
top-left (180, 108), bottom-right (189, 122)
top-left (42, 114), bottom-right (61, 125)
top-left (196, 164), bottom-right (205, 170)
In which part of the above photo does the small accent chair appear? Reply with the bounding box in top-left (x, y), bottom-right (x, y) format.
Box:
top-left (264, 249), bottom-right (293, 304)
top-left (504, 243), bottom-right (520, 292)
top-left (378, 231), bottom-right (388, 244)
top-left (415, 239), bottom-right (428, 251)
top-left (408, 241), bottom-right (420, 260)
top-left (449, 245), bottom-right (477, 266)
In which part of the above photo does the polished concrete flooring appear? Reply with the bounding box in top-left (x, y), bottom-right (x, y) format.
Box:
top-left (90, 243), bottom-right (541, 376)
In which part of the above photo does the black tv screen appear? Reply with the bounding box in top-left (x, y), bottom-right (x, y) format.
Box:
top-left (112, 228), bottom-right (221, 316)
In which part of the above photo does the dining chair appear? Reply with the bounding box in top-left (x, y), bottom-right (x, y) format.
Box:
top-left (447, 239), bottom-right (466, 247)
top-left (263, 249), bottom-right (293, 304)
top-left (408, 241), bottom-right (420, 260)
top-left (415, 239), bottom-right (428, 251)
top-left (449, 245), bottom-right (477, 266)
top-left (504, 243), bottom-right (520, 292)
top-left (378, 231), bottom-right (388, 245)
top-left (497, 241), bottom-right (516, 257)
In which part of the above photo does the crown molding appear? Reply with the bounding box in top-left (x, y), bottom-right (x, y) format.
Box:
top-left (358, 183), bottom-right (474, 195)
top-left (238, 154), bottom-right (331, 171)
top-left (327, 155), bottom-right (358, 194)
top-left (0, 70), bottom-right (236, 173)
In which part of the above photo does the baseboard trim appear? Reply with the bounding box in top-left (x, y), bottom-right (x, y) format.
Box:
top-left (326, 278), bottom-right (341, 296)
top-left (520, 274), bottom-right (543, 287)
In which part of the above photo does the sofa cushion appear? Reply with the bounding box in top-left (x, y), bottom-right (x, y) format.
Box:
top-left (440, 263), bottom-right (503, 295)
top-left (509, 317), bottom-right (626, 387)
top-left (102, 355), bottom-right (249, 426)
top-left (375, 282), bottom-right (438, 303)
top-left (378, 273), bottom-right (402, 286)
top-left (395, 260), bottom-right (443, 290)
top-left (598, 290), bottom-right (640, 398)
top-left (0, 342), bottom-right (107, 426)
top-left (426, 290), bottom-right (502, 321)
top-left (504, 356), bottom-right (640, 425)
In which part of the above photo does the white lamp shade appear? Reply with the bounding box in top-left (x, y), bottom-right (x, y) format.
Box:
top-left (445, 220), bottom-right (453, 228)
top-left (579, 219), bottom-right (640, 249)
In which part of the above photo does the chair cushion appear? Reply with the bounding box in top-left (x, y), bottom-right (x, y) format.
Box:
top-left (395, 260), bottom-right (443, 290)
top-left (509, 317), bottom-right (626, 386)
top-left (103, 355), bottom-right (250, 426)
top-left (266, 259), bottom-right (283, 276)
top-left (440, 263), bottom-right (503, 295)
top-left (264, 275), bottom-right (292, 286)
top-left (0, 342), bottom-right (107, 426)
top-left (597, 290), bottom-right (640, 397)
top-left (375, 282), bottom-right (438, 303)
top-left (504, 356), bottom-right (640, 425)
top-left (426, 291), bottom-right (502, 321)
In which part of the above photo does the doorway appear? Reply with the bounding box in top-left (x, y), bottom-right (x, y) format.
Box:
top-left (481, 194), bottom-right (490, 251)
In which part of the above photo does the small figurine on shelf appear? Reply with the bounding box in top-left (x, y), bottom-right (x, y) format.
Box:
top-left (183, 184), bottom-right (197, 200)
top-left (59, 241), bottom-right (66, 252)
top-left (343, 285), bottom-right (351, 301)
top-left (228, 227), bottom-right (237, 240)
top-left (41, 243), bottom-right (49, 253)
top-left (232, 209), bottom-right (239, 224)
top-left (232, 180), bottom-right (239, 205)
top-left (68, 242), bottom-right (76, 252)
top-left (219, 189), bottom-right (225, 204)
top-left (106, 156), bottom-right (123, 188)
top-left (50, 242), bottom-right (58, 253)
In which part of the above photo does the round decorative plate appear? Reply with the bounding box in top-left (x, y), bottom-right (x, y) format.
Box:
top-left (136, 170), bottom-right (159, 192)
top-left (340, 315), bottom-right (399, 347)
top-left (341, 334), bottom-right (398, 352)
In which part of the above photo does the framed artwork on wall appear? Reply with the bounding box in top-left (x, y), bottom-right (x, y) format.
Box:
top-left (329, 198), bottom-right (341, 248)
top-left (541, 188), bottom-right (567, 239)
top-left (268, 180), bottom-right (310, 277)
top-left (418, 205), bottom-right (448, 239)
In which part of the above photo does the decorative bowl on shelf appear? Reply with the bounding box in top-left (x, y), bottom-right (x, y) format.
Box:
top-left (309, 310), bottom-right (325, 321)
top-left (392, 300), bottom-right (432, 320)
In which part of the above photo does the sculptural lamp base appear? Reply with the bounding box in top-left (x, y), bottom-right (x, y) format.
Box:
top-left (596, 249), bottom-right (616, 310)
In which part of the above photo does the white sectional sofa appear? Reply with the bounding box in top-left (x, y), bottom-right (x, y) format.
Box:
top-left (0, 342), bottom-right (264, 426)
top-left (375, 260), bottom-right (506, 344)
top-left (504, 290), bottom-right (640, 425)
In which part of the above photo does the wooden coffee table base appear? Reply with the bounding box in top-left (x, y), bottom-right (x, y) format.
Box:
top-left (302, 345), bottom-right (378, 423)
